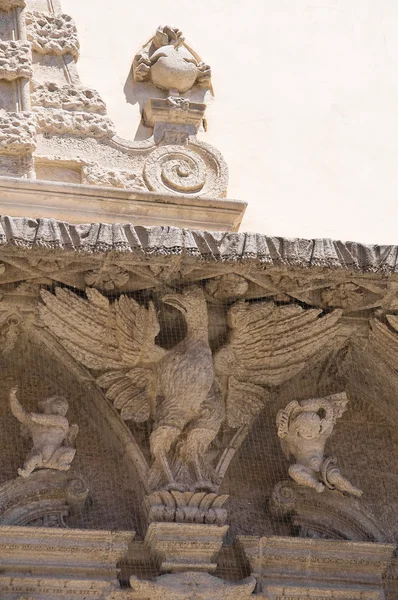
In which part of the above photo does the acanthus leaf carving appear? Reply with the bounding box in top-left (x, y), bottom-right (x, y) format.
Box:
top-left (26, 11), bottom-right (79, 59)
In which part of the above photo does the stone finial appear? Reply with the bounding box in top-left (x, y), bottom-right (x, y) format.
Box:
top-left (133, 25), bottom-right (211, 94)
top-left (276, 393), bottom-right (362, 497)
top-left (9, 386), bottom-right (78, 478)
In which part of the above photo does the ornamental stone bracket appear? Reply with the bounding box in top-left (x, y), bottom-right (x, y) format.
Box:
top-left (144, 522), bottom-right (229, 573)
top-left (237, 536), bottom-right (394, 600)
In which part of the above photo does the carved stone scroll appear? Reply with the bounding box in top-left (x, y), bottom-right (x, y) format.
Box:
top-left (0, 470), bottom-right (89, 527)
top-left (270, 480), bottom-right (388, 542)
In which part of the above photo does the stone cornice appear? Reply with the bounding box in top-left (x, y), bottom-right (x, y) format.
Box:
top-left (0, 525), bottom-right (134, 577)
top-left (0, 181), bottom-right (395, 273)
top-left (0, 176), bottom-right (245, 233)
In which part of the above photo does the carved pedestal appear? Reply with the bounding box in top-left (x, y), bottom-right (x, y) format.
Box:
top-left (144, 522), bottom-right (228, 573)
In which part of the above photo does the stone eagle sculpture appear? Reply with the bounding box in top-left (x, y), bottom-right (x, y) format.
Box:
top-left (39, 285), bottom-right (342, 492)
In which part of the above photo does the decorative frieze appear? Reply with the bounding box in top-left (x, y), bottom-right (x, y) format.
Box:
top-left (0, 111), bottom-right (36, 154)
top-left (238, 536), bottom-right (394, 600)
top-left (26, 11), bottom-right (79, 59)
top-left (34, 107), bottom-right (115, 138)
top-left (0, 41), bottom-right (32, 81)
top-left (31, 82), bottom-right (107, 114)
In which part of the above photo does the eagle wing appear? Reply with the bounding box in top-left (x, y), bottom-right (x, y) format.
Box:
top-left (39, 287), bottom-right (165, 421)
top-left (215, 301), bottom-right (342, 428)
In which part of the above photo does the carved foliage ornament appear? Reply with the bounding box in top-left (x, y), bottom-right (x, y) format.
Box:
top-left (31, 82), bottom-right (107, 114)
top-left (133, 25), bottom-right (211, 93)
top-left (39, 286), bottom-right (342, 492)
top-left (0, 41), bottom-right (32, 81)
top-left (0, 111), bottom-right (36, 154)
top-left (26, 11), bottom-right (79, 59)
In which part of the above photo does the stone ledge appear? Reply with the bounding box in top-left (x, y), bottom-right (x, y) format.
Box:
top-left (0, 176), bottom-right (246, 232)
top-left (0, 525), bottom-right (134, 577)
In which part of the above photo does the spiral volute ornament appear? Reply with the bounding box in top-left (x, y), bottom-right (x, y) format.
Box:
top-left (144, 146), bottom-right (206, 194)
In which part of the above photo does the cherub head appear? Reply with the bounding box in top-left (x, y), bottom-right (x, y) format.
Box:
top-left (39, 396), bottom-right (69, 417)
top-left (294, 411), bottom-right (321, 439)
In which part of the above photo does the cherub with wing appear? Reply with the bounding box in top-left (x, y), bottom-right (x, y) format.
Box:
top-left (40, 286), bottom-right (343, 492)
top-left (10, 386), bottom-right (78, 478)
top-left (276, 392), bottom-right (362, 497)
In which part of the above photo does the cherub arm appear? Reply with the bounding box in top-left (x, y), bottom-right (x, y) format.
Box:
top-left (9, 387), bottom-right (29, 424)
top-left (30, 413), bottom-right (69, 429)
top-left (276, 400), bottom-right (300, 439)
top-left (66, 423), bottom-right (79, 446)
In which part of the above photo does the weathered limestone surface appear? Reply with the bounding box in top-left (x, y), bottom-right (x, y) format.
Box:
top-left (0, 2), bottom-right (398, 600)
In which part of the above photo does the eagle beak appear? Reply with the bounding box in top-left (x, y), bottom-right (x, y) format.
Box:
top-left (162, 294), bottom-right (187, 313)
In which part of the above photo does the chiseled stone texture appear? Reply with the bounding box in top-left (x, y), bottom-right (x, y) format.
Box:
top-left (82, 164), bottom-right (147, 190)
top-left (26, 11), bottom-right (79, 59)
top-left (0, 41), bottom-right (32, 81)
top-left (0, 112), bottom-right (36, 154)
top-left (31, 82), bottom-right (107, 114)
top-left (34, 107), bottom-right (115, 138)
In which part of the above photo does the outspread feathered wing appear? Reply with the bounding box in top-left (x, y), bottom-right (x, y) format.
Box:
top-left (214, 301), bottom-right (343, 428)
top-left (39, 287), bottom-right (165, 421)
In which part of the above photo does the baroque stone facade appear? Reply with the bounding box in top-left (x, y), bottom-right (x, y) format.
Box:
top-left (0, 1), bottom-right (397, 600)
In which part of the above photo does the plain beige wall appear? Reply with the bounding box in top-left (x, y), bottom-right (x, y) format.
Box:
top-left (62, 0), bottom-right (398, 244)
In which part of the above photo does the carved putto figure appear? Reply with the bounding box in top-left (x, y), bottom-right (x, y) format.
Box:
top-left (133, 25), bottom-right (211, 93)
top-left (40, 285), bottom-right (343, 492)
top-left (276, 393), bottom-right (362, 497)
top-left (10, 387), bottom-right (78, 478)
